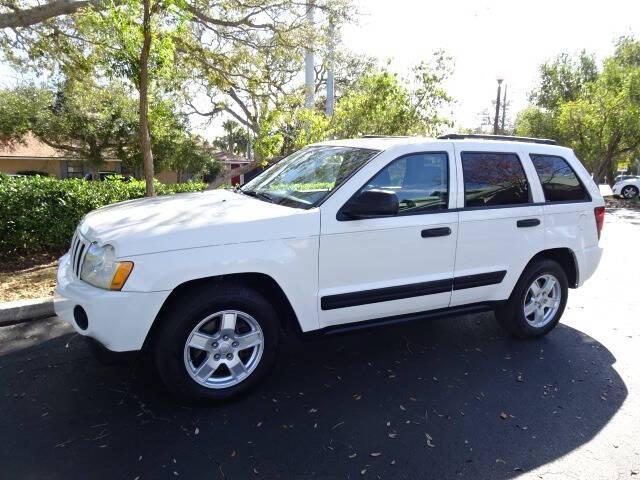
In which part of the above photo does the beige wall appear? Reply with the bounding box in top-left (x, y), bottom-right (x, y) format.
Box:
top-left (155, 170), bottom-right (178, 184)
top-left (0, 158), bottom-right (121, 178)
top-left (1, 158), bottom-right (179, 183)
top-left (0, 158), bottom-right (61, 176)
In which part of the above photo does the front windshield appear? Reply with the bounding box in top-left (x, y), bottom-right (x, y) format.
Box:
top-left (240, 146), bottom-right (379, 209)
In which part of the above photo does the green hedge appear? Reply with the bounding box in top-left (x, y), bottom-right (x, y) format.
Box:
top-left (0, 174), bottom-right (207, 255)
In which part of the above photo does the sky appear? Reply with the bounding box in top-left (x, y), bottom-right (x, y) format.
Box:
top-left (342, 0), bottom-right (640, 129)
top-left (1, 0), bottom-right (640, 136)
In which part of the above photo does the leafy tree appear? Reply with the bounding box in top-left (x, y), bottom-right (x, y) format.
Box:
top-left (331, 54), bottom-right (453, 138)
top-left (2, 0), bottom-right (348, 195)
top-left (212, 120), bottom-right (250, 155)
top-left (516, 37), bottom-right (640, 182)
top-left (0, 81), bottom-right (138, 175)
top-left (0, 80), bottom-right (218, 180)
top-left (530, 50), bottom-right (598, 110)
top-left (0, 86), bottom-right (51, 147)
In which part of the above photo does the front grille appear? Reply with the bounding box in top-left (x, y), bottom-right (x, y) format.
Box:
top-left (69, 231), bottom-right (89, 277)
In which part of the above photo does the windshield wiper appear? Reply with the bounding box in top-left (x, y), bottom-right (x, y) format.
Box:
top-left (239, 189), bottom-right (275, 204)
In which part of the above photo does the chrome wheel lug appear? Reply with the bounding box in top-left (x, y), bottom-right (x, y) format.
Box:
top-left (226, 353), bottom-right (233, 360)
top-left (212, 342), bottom-right (219, 348)
top-left (223, 335), bottom-right (229, 341)
top-left (214, 354), bottom-right (221, 360)
top-left (232, 341), bottom-right (239, 348)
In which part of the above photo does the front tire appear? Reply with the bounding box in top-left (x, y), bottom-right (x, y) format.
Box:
top-left (496, 259), bottom-right (568, 339)
top-left (154, 284), bottom-right (280, 403)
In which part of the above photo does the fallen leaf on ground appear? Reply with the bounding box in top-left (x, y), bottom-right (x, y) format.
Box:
top-left (425, 433), bottom-right (435, 448)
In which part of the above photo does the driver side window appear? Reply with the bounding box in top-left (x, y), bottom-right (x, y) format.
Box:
top-left (360, 152), bottom-right (449, 214)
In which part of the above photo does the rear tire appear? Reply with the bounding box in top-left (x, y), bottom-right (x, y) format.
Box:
top-left (154, 283), bottom-right (280, 403)
top-left (495, 259), bottom-right (568, 339)
top-left (621, 185), bottom-right (639, 199)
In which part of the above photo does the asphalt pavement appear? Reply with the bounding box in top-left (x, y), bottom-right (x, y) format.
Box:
top-left (1, 208), bottom-right (639, 479)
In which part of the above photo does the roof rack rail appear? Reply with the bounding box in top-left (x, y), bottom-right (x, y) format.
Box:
top-left (437, 133), bottom-right (557, 145)
top-left (361, 135), bottom-right (411, 138)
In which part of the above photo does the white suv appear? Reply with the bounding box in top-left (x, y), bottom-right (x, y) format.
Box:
top-left (55, 134), bottom-right (605, 402)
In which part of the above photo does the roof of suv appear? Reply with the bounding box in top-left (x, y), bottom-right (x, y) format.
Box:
top-left (314, 135), bottom-right (568, 153)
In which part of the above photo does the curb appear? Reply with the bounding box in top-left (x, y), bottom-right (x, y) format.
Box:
top-left (0, 297), bottom-right (55, 326)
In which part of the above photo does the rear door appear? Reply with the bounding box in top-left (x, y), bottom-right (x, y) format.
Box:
top-left (318, 144), bottom-right (459, 328)
top-left (451, 143), bottom-right (545, 306)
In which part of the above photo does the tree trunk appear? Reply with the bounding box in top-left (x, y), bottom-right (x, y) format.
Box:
top-left (139, 0), bottom-right (155, 197)
top-left (594, 154), bottom-right (614, 184)
top-left (207, 160), bottom-right (264, 189)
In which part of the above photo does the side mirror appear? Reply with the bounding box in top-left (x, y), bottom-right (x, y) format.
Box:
top-left (340, 189), bottom-right (399, 219)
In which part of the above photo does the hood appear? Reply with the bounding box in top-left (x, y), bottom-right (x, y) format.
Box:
top-left (79, 189), bottom-right (319, 257)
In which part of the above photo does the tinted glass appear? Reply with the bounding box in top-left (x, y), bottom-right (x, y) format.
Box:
top-left (462, 152), bottom-right (530, 207)
top-left (241, 146), bottom-right (378, 209)
top-left (531, 154), bottom-right (589, 202)
top-left (360, 152), bottom-right (448, 213)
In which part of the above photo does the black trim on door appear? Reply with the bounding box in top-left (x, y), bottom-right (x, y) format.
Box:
top-left (452, 271), bottom-right (507, 290)
top-left (320, 270), bottom-right (507, 310)
top-left (321, 279), bottom-right (453, 310)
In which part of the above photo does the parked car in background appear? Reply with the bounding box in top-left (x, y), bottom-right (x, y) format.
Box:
top-left (614, 174), bottom-right (639, 183)
top-left (612, 176), bottom-right (640, 199)
top-left (55, 134), bottom-right (605, 402)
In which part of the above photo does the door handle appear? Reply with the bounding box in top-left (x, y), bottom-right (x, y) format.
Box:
top-left (517, 218), bottom-right (541, 228)
top-left (421, 227), bottom-right (451, 238)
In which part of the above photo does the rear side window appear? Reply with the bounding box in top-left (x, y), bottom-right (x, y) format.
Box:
top-left (362, 152), bottom-right (449, 213)
top-left (461, 152), bottom-right (530, 207)
top-left (530, 154), bottom-right (589, 202)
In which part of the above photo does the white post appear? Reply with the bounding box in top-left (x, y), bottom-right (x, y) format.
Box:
top-left (304, 1), bottom-right (315, 108)
top-left (325, 17), bottom-right (335, 116)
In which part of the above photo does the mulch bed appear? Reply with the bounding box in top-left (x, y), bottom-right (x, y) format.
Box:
top-left (0, 249), bottom-right (65, 274)
top-left (605, 196), bottom-right (640, 211)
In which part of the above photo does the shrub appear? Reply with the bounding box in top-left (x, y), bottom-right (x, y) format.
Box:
top-left (0, 175), bottom-right (207, 256)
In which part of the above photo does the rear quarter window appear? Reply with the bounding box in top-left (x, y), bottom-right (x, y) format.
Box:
top-left (530, 154), bottom-right (590, 202)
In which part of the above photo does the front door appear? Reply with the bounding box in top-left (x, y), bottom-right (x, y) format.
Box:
top-left (318, 147), bottom-right (459, 328)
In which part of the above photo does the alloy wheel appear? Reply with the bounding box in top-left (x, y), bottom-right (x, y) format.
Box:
top-left (183, 310), bottom-right (264, 389)
top-left (523, 274), bottom-right (562, 328)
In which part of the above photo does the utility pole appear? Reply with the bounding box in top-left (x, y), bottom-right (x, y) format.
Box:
top-left (325, 16), bottom-right (335, 116)
top-left (493, 78), bottom-right (503, 135)
top-left (500, 83), bottom-right (508, 134)
top-left (304, 1), bottom-right (315, 108)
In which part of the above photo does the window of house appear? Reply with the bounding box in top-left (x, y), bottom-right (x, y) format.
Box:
top-left (360, 152), bottom-right (449, 213)
top-left (461, 152), bottom-right (530, 207)
top-left (66, 162), bottom-right (84, 178)
top-left (530, 154), bottom-right (589, 202)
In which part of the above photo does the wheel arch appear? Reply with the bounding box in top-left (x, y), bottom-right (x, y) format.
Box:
top-left (524, 247), bottom-right (579, 289)
top-left (142, 272), bottom-right (301, 352)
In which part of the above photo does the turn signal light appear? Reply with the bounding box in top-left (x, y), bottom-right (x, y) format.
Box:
top-left (110, 262), bottom-right (134, 291)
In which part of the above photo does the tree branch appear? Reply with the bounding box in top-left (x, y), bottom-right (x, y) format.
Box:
top-left (0, 0), bottom-right (103, 29)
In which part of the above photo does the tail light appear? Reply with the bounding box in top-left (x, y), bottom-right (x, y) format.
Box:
top-left (594, 206), bottom-right (605, 240)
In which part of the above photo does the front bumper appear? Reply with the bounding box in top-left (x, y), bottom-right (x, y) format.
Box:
top-left (54, 253), bottom-right (170, 352)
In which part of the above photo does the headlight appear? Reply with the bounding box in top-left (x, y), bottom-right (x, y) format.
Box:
top-left (80, 243), bottom-right (134, 290)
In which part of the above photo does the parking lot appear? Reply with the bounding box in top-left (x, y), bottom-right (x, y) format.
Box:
top-left (1, 208), bottom-right (639, 479)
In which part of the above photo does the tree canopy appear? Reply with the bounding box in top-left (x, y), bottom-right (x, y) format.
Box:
top-left (515, 37), bottom-right (640, 182)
